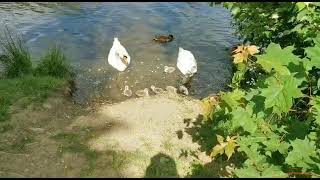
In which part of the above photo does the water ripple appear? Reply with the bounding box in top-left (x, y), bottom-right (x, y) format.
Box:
top-left (0, 2), bottom-right (239, 103)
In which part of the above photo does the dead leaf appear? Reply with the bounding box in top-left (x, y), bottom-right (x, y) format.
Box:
top-left (210, 135), bottom-right (239, 160)
top-left (232, 45), bottom-right (259, 64)
top-left (211, 142), bottom-right (227, 158)
top-left (232, 45), bottom-right (245, 54)
top-left (224, 138), bottom-right (238, 160)
top-left (247, 45), bottom-right (259, 56)
top-left (233, 52), bottom-right (248, 64)
top-left (217, 134), bottom-right (225, 144)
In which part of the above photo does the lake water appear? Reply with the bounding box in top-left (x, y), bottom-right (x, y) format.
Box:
top-left (0, 2), bottom-right (239, 104)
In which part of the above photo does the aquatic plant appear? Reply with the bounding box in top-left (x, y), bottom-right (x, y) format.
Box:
top-left (34, 44), bottom-right (74, 78)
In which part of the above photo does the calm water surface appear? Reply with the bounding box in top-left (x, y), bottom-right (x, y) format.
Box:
top-left (0, 2), bottom-right (239, 104)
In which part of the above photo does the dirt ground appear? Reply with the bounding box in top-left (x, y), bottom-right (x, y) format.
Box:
top-left (0, 90), bottom-right (215, 178)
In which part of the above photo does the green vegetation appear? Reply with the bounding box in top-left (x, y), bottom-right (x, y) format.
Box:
top-left (0, 27), bottom-right (73, 122)
top-left (0, 76), bottom-right (65, 121)
top-left (191, 2), bottom-right (320, 178)
top-left (223, 2), bottom-right (320, 54)
top-left (34, 45), bottom-right (74, 78)
top-left (0, 27), bottom-right (32, 78)
top-left (51, 132), bottom-right (100, 177)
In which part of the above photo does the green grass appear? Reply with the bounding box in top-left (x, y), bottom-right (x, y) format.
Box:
top-left (0, 27), bottom-right (74, 122)
top-left (51, 132), bottom-right (101, 177)
top-left (0, 75), bottom-right (65, 121)
top-left (0, 26), bottom-right (32, 78)
top-left (0, 122), bottom-right (14, 133)
top-left (34, 45), bottom-right (74, 78)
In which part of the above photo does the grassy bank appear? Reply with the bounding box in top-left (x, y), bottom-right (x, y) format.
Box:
top-left (0, 27), bottom-right (73, 122)
top-left (0, 76), bottom-right (65, 122)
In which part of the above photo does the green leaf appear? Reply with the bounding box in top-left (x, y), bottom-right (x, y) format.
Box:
top-left (231, 107), bottom-right (257, 134)
top-left (287, 62), bottom-right (307, 86)
top-left (220, 89), bottom-right (245, 111)
top-left (257, 59), bottom-right (291, 75)
top-left (232, 63), bottom-right (248, 88)
top-left (296, 2), bottom-right (306, 12)
top-left (244, 88), bottom-right (259, 101)
top-left (261, 165), bottom-right (288, 178)
top-left (304, 35), bottom-right (320, 71)
top-left (260, 75), bottom-right (303, 115)
top-left (237, 135), bottom-right (267, 149)
top-left (285, 137), bottom-right (318, 171)
top-left (285, 117), bottom-right (311, 140)
top-left (296, 9), bottom-right (309, 22)
top-left (309, 96), bottom-right (320, 126)
top-left (231, 6), bottom-right (241, 15)
top-left (256, 43), bottom-right (301, 75)
top-left (235, 166), bottom-right (261, 178)
top-left (262, 137), bottom-right (290, 155)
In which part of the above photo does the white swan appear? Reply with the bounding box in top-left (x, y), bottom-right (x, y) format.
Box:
top-left (108, 37), bottom-right (131, 71)
top-left (177, 47), bottom-right (197, 77)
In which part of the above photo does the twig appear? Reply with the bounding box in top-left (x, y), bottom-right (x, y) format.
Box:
top-left (289, 109), bottom-right (308, 113)
top-left (279, 133), bottom-right (286, 142)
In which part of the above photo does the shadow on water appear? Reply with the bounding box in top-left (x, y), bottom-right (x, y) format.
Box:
top-left (144, 153), bottom-right (179, 178)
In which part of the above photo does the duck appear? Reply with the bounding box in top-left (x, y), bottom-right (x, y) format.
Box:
top-left (135, 88), bottom-right (149, 97)
top-left (164, 66), bottom-right (176, 73)
top-left (122, 85), bottom-right (132, 97)
top-left (178, 85), bottom-right (189, 96)
top-left (150, 85), bottom-right (164, 94)
top-left (108, 37), bottom-right (131, 71)
top-left (165, 86), bottom-right (177, 94)
top-left (153, 34), bottom-right (174, 43)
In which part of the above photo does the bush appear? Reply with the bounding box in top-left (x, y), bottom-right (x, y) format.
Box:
top-left (34, 44), bottom-right (74, 78)
top-left (224, 2), bottom-right (320, 55)
top-left (0, 27), bottom-right (32, 78)
top-left (190, 2), bottom-right (320, 178)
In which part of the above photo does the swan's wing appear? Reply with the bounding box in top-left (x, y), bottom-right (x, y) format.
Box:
top-left (107, 43), bottom-right (128, 71)
top-left (177, 48), bottom-right (197, 75)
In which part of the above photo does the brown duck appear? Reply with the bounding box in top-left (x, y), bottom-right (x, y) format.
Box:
top-left (153, 34), bottom-right (174, 43)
